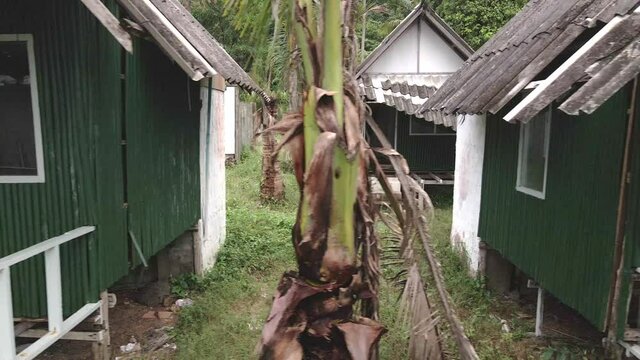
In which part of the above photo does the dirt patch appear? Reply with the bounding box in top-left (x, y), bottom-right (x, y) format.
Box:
top-left (37, 291), bottom-right (181, 359)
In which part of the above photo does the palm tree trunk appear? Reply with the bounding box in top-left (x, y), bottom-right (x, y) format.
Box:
top-left (259, 1), bottom-right (383, 358)
top-left (260, 106), bottom-right (285, 201)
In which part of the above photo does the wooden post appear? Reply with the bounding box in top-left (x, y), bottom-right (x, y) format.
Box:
top-left (0, 268), bottom-right (15, 360)
top-left (535, 288), bottom-right (544, 337)
top-left (92, 291), bottom-right (111, 360)
top-left (606, 77), bottom-right (638, 354)
top-left (44, 246), bottom-right (63, 333)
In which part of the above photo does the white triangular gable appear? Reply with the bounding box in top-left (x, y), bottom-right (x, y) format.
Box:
top-left (366, 16), bottom-right (465, 74)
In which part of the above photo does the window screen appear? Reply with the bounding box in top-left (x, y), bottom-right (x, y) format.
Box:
top-left (516, 107), bottom-right (551, 198)
top-left (0, 34), bottom-right (43, 182)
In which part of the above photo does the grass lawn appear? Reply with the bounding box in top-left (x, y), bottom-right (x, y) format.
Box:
top-left (173, 150), bottom-right (599, 359)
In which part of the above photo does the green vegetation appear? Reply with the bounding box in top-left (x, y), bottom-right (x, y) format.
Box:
top-left (173, 150), bottom-right (297, 359)
top-left (190, 0), bottom-right (527, 101)
top-left (173, 150), bottom-right (410, 358)
top-left (433, 0), bottom-right (528, 50)
top-left (173, 150), bottom-right (602, 359)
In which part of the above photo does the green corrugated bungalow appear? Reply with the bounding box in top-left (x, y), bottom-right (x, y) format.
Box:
top-left (420, 0), bottom-right (640, 352)
top-left (0, 0), bottom-right (268, 358)
top-left (356, 4), bottom-right (473, 185)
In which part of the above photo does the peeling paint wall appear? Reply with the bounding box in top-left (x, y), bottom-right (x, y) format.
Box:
top-left (198, 78), bottom-right (226, 271)
top-left (224, 86), bottom-right (237, 155)
top-left (451, 114), bottom-right (486, 275)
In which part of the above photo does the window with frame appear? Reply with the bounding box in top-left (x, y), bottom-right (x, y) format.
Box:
top-left (0, 34), bottom-right (44, 183)
top-left (516, 107), bottom-right (551, 199)
top-left (409, 116), bottom-right (455, 136)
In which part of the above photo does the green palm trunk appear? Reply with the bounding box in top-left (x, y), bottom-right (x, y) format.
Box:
top-left (259, 1), bottom-right (383, 359)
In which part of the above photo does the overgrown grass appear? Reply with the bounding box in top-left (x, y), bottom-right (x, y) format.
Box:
top-left (174, 149), bottom-right (596, 359)
top-left (174, 150), bottom-right (298, 359)
top-left (423, 192), bottom-right (600, 359)
top-left (174, 150), bottom-right (411, 359)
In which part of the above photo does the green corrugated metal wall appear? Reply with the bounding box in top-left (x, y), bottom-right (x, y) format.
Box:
top-left (368, 103), bottom-right (456, 172)
top-left (125, 39), bottom-right (201, 262)
top-left (616, 80), bottom-right (640, 335)
top-left (396, 112), bottom-right (456, 172)
top-left (0, 0), bottom-right (127, 316)
top-left (478, 89), bottom-right (630, 330)
top-left (0, 1), bottom-right (202, 318)
top-left (627, 82), bottom-right (640, 268)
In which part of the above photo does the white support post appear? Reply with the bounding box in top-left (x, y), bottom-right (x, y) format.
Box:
top-left (536, 287), bottom-right (544, 337)
top-left (44, 246), bottom-right (63, 333)
top-left (0, 267), bottom-right (16, 360)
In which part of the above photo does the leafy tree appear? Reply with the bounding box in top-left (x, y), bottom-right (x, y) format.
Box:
top-left (433, 0), bottom-right (527, 49)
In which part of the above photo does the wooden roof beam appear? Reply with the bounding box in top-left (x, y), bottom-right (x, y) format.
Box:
top-left (504, 7), bottom-right (640, 123)
top-left (118, 0), bottom-right (217, 81)
top-left (80, 0), bottom-right (133, 53)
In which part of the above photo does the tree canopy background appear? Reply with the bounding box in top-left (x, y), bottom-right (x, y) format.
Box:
top-left (190, 0), bottom-right (528, 100)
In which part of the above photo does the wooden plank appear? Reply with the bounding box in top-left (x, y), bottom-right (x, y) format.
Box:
top-left (17, 329), bottom-right (104, 342)
top-left (80, 0), bottom-right (133, 53)
top-left (14, 322), bottom-right (36, 336)
top-left (504, 10), bottom-right (640, 123)
top-left (560, 39), bottom-right (640, 115)
top-left (17, 302), bottom-right (101, 360)
top-left (44, 247), bottom-right (63, 333)
top-left (0, 227), bottom-right (95, 269)
top-left (117, 0), bottom-right (212, 81)
top-left (428, 172), bottom-right (443, 184)
top-left (0, 268), bottom-right (16, 360)
top-left (624, 328), bottom-right (640, 342)
top-left (148, 0), bottom-right (261, 94)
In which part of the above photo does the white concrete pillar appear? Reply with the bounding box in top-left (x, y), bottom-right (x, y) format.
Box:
top-left (197, 75), bottom-right (227, 273)
top-left (450, 114), bottom-right (486, 275)
top-left (224, 86), bottom-right (237, 156)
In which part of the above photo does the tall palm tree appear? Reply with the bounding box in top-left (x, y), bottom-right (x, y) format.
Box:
top-left (259, 1), bottom-right (384, 358)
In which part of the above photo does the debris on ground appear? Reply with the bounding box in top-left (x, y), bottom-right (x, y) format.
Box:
top-left (145, 326), bottom-right (174, 352)
top-left (175, 298), bottom-right (194, 308)
top-left (119, 337), bottom-right (141, 354)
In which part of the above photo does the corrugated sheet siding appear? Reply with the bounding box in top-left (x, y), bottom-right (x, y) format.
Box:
top-left (616, 81), bottom-right (640, 336)
top-left (627, 81), bottom-right (640, 268)
top-left (396, 112), bottom-right (455, 172)
top-left (0, 0), bottom-right (127, 316)
top-left (478, 90), bottom-right (630, 329)
top-left (367, 104), bottom-right (456, 172)
top-left (125, 39), bottom-right (201, 261)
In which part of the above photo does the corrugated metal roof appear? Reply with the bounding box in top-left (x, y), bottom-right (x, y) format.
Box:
top-left (359, 74), bottom-right (460, 129)
top-left (356, 4), bottom-right (473, 78)
top-left (421, 0), bottom-right (640, 122)
top-left (117, 0), bottom-right (271, 103)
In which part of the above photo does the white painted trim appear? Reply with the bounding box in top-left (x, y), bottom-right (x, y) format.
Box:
top-left (17, 329), bottom-right (105, 342)
top-left (504, 8), bottom-right (639, 122)
top-left (515, 107), bottom-right (551, 200)
top-left (16, 302), bottom-right (101, 360)
top-left (0, 226), bottom-right (97, 360)
top-left (118, 0), bottom-right (217, 81)
top-left (0, 34), bottom-right (45, 184)
top-left (620, 340), bottom-right (640, 358)
top-left (44, 247), bottom-right (63, 333)
top-left (0, 226), bottom-right (95, 269)
top-left (0, 268), bottom-right (16, 360)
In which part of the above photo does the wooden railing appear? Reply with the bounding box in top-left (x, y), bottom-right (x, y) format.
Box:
top-left (0, 226), bottom-right (99, 360)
